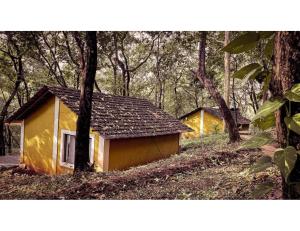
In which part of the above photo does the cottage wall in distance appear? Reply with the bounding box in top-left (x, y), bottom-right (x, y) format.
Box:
top-left (181, 110), bottom-right (223, 139)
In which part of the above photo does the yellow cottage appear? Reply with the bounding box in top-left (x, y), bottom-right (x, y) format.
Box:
top-left (6, 86), bottom-right (191, 175)
top-left (179, 107), bottom-right (250, 139)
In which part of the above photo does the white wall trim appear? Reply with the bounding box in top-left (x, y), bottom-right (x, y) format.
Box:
top-left (98, 135), bottom-right (110, 172)
top-left (59, 129), bottom-right (95, 169)
top-left (200, 110), bottom-right (204, 137)
top-left (52, 96), bottom-right (60, 173)
top-left (20, 120), bottom-right (24, 163)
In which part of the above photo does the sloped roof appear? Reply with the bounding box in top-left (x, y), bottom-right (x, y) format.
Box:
top-left (7, 86), bottom-right (191, 139)
top-left (179, 107), bottom-right (250, 125)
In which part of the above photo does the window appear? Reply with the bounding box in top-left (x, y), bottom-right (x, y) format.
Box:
top-left (62, 134), bottom-right (76, 165)
top-left (60, 131), bottom-right (94, 168)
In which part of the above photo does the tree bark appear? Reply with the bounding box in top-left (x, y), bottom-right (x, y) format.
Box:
top-left (0, 77), bottom-right (22, 156)
top-left (270, 32), bottom-right (300, 199)
top-left (74, 32), bottom-right (97, 172)
top-left (223, 31), bottom-right (231, 131)
top-left (197, 32), bottom-right (240, 143)
top-left (224, 31), bottom-right (231, 106)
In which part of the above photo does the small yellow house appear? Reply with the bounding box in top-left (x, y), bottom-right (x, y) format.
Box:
top-left (179, 107), bottom-right (250, 139)
top-left (6, 86), bottom-right (191, 175)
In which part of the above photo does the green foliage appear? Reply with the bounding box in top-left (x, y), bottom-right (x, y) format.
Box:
top-left (222, 32), bottom-right (260, 54)
top-left (240, 132), bottom-right (273, 149)
top-left (258, 73), bottom-right (272, 99)
top-left (252, 98), bottom-right (285, 122)
top-left (284, 83), bottom-right (300, 102)
top-left (252, 113), bottom-right (275, 130)
top-left (274, 146), bottom-right (298, 182)
top-left (252, 182), bottom-right (274, 198)
top-left (232, 63), bottom-right (262, 79)
top-left (284, 113), bottom-right (300, 135)
top-left (264, 37), bottom-right (274, 59)
top-left (249, 156), bottom-right (273, 174)
top-left (258, 32), bottom-right (275, 39)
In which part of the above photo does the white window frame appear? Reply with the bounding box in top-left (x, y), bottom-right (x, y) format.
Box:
top-left (59, 129), bottom-right (95, 169)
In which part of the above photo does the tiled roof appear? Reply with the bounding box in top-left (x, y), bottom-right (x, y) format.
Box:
top-left (179, 107), bottom-right (250, 125)
top-left (7, 86), bottom-right (191, 139)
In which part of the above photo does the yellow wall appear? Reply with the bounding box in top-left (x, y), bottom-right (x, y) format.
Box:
top-left (23, 97), bottom-right (55, 174)
top-left (181, 112), bottom-right (200, 139)
top-left (203, 112), bottom-right (223, 135)
top-left (108, 134), bottom-right (180, 170)
top-left (56, 100), bottom-right (99, 174)
top-left (22, 96), bottom-right (181, 174)
top-left (181, 110), bottom-right (223, 139)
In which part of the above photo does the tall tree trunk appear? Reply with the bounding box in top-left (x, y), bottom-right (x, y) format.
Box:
top-left (270, 32), bottom-right (300, 199)
top-left (223, 31), bottom-right (231, 131)
top-left (74, 31), bottom-right (97, 172)
top-left (232, 76), bottom-right (238, 125)
top-left (224, 31), bottom-right (231, 106)
top-left (0, 78), bottom-right (22, 156)
top-left (197, 32), bottom-right (240, 143)
top-left (6, 125), bottom-right (12, 154)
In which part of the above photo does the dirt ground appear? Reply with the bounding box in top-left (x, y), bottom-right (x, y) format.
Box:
top-left (0, 134), bottom-right (282, 200)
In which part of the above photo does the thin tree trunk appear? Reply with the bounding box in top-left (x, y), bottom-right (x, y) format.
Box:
top-left (232, 77), bottom-right (238, 125)
top-left (6, 125), bottom-right (12, 154)
top-left (0, 78), bottom-right (22, 156)
top-left (223, 31), bottom-right (231, 131)
top-left (224, 31), bottom-right (231, 106)
top-left (270, 32), bottom-right (300, 199)
top-left (74, 31), bottom-right (97, 172)
top-left (197, 32), bottom-right (240, 143)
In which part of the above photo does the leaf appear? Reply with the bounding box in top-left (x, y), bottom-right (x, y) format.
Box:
top-left (222, 32), bottom-right (260, 54)
top-left (249, 156), bottom-right (273, 174)
top-left (240, 132), bottom-right (273, 149)
top-left (252, 98), bottom-right (286, 122)
top-left (258, 73), bottom-right (272, 98)
top-left (246, 68), bottom-right (263, 82)
top-left (285, 83), bottom-right (300, 102)
top-left (284, 113), bottom-right (300, 135)
top-left (252, 182), bottom-right (274, 198)
top-left (232, 63), bottom-right (262, 79)
top-left (259, 31), bottom-right (275, 39)
top-left (264, 37), bottom-right (274, 59)
top-left (252, 113), bottom-right (275, 130)
top-left (274, 146), bottom-right (298, 182)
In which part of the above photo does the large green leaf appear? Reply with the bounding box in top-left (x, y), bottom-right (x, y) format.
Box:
top-left (249, 156), bottom-right (273, 174)
top-left (264, 37), bottom-right (274, 59)
top-left (259, 31), bottom-right (275, 39)
top-left (222, 32), bottom-right (260, 54)
top-left (285, 83), bottom-right (300, 102)
top-left (232, 63), bottom-right (262, 79)
top-left (284, 113), bottom-right (300, 135)
top-left (252, 113), bottom-right (275, 130)
top-left (252, 182), bottom-right (274, 198)
top-left (274, 146), bottom-right (298, 182)
top-left (252, 98), bottom-right (286, 121)
top-left (240, 132), bottom-right (273, 149)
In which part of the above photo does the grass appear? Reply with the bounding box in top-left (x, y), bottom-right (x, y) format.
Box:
top-left (0, 134), bottom-right (281, 199)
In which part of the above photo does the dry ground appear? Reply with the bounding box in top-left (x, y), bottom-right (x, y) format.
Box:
top-left (0, 134), bottom-right (282, 199)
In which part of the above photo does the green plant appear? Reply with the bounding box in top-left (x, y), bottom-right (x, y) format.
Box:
top-left (223, 31), bottom-right (300, 197)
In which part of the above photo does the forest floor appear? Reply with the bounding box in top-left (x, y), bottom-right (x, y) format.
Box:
top-left (0, 134), bottom-right (282, 200)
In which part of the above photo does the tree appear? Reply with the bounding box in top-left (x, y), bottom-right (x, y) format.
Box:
top-left (269, 32), bottom-right (300, 199)
top-left (0, 32), bottom-right (30, 156)
top-left (74, 31), bottom-right (97, 172)
top-left (197, 32), bottom-right (240, 143)
top-left (223, 31), bottom-right (231, 130)
top-left (113, 32), bottom-right (155, 96)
